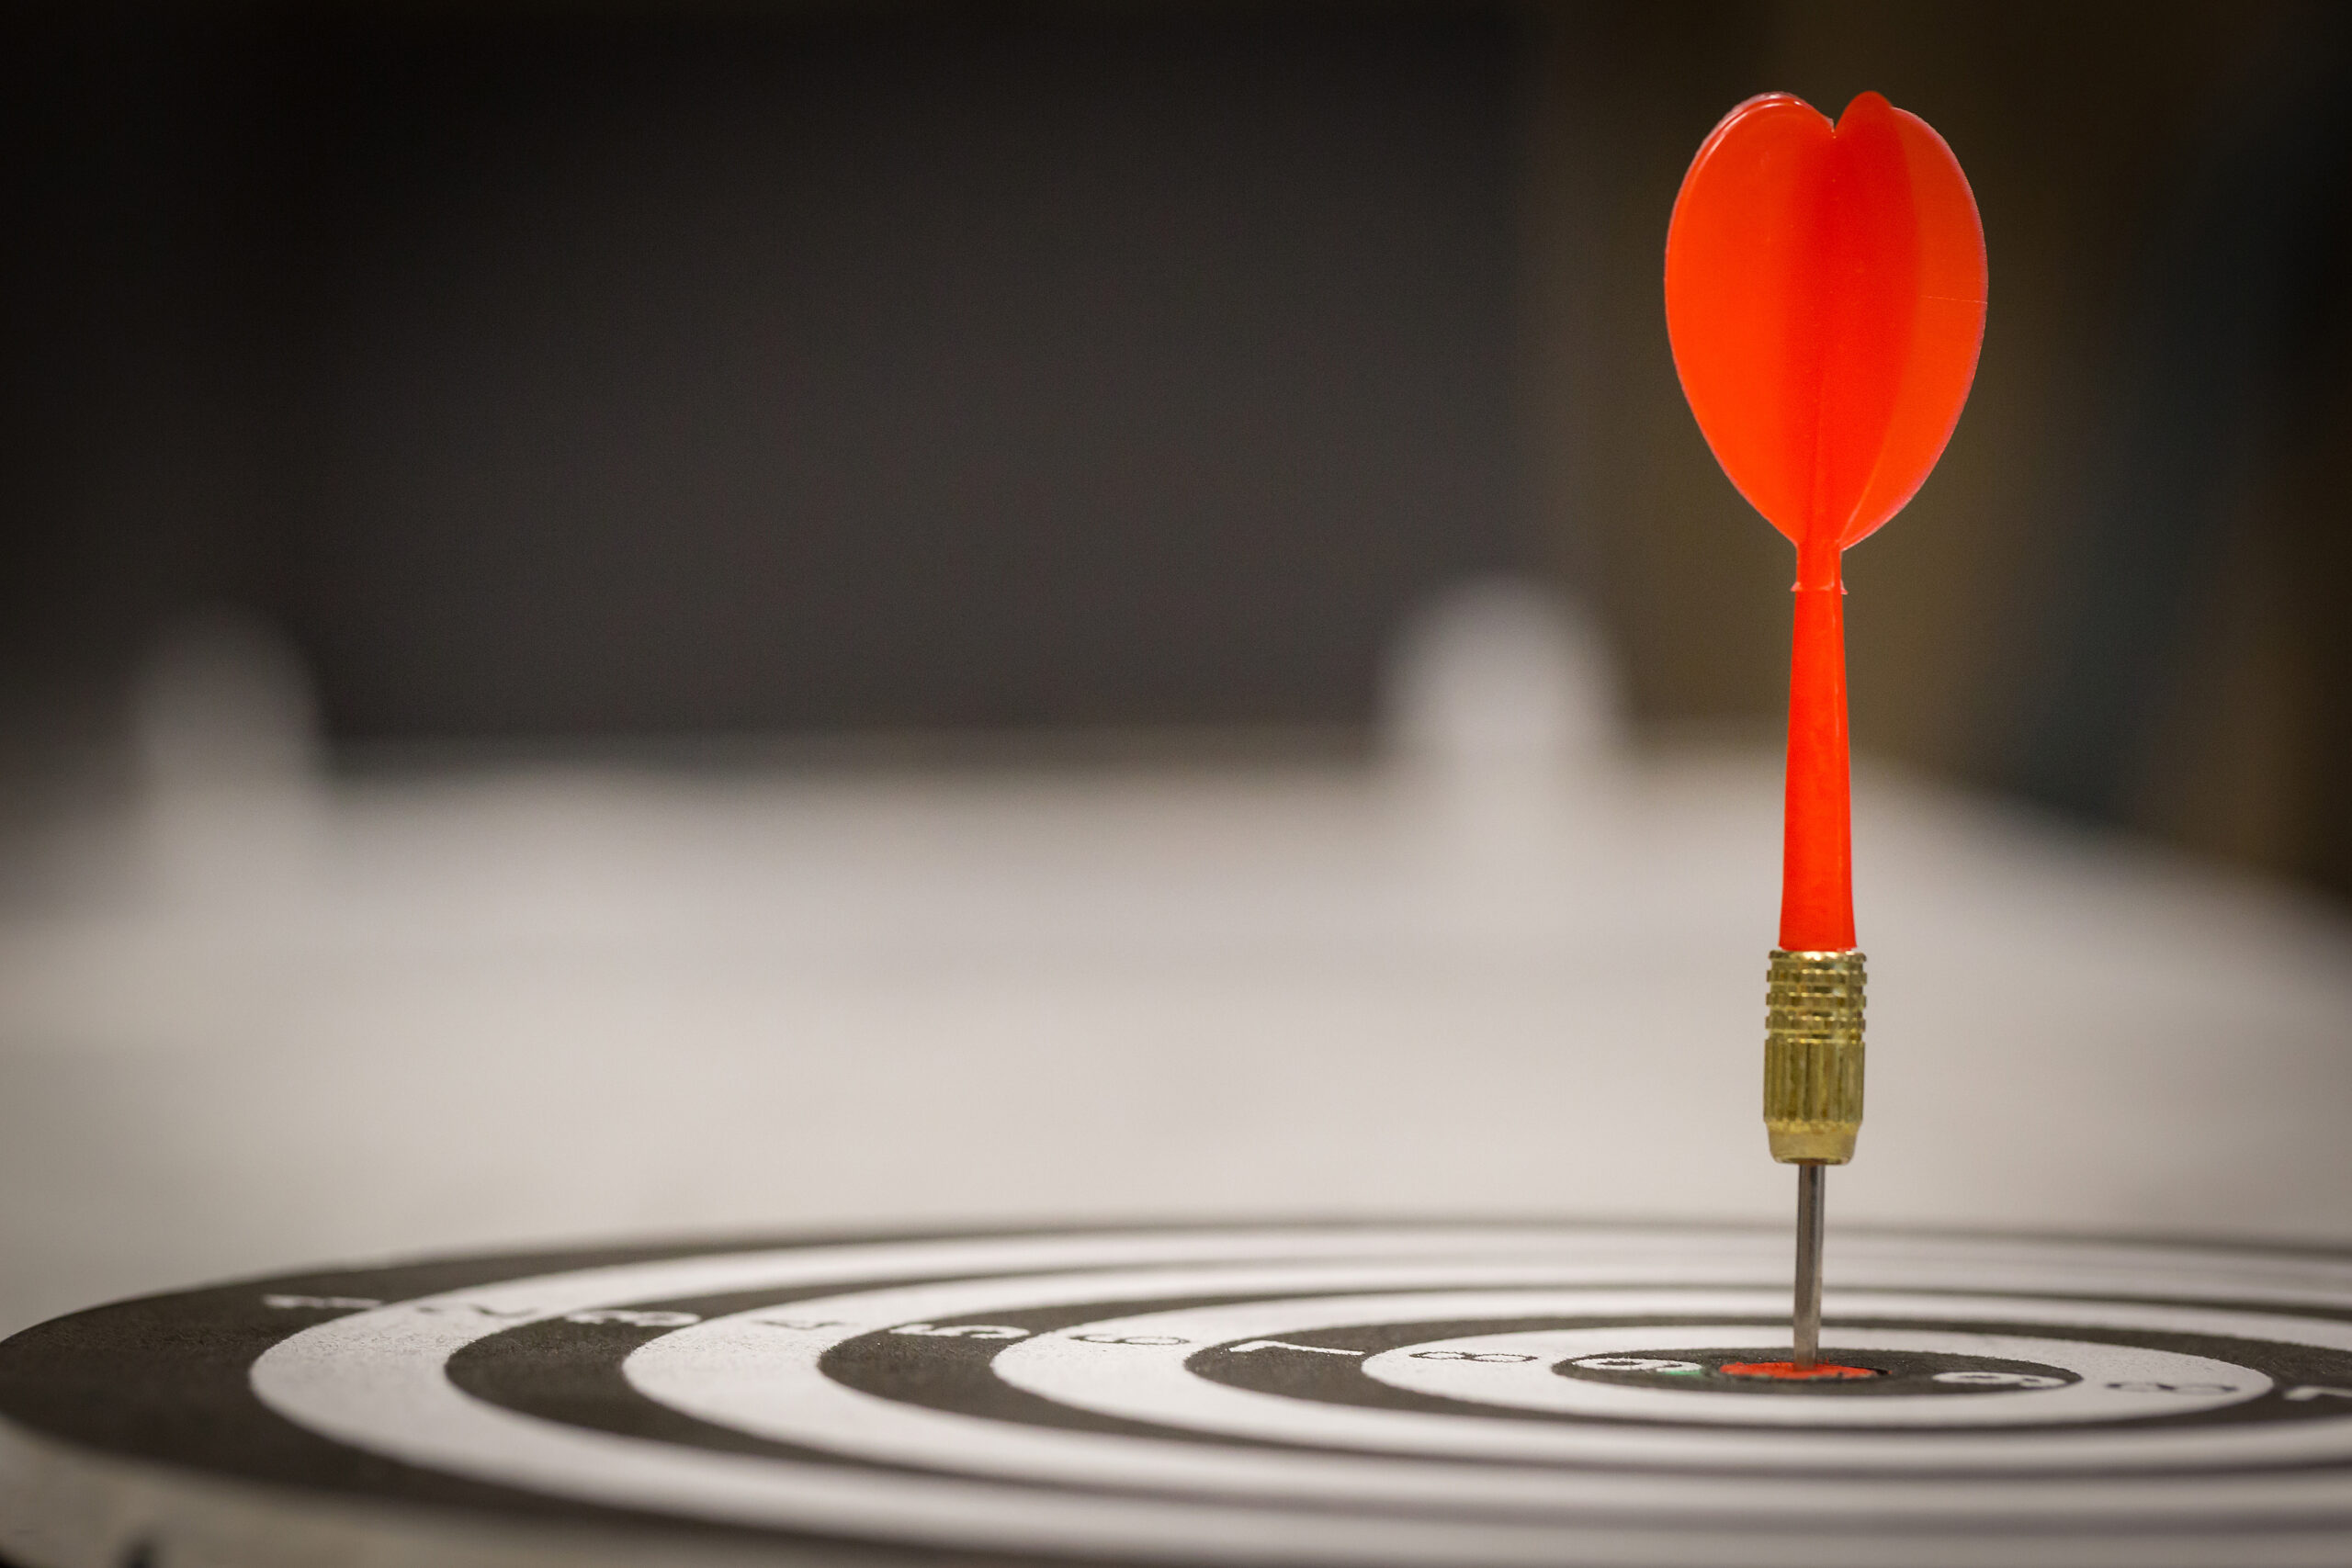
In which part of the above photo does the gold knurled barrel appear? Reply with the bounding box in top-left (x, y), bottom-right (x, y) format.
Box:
top-left (1764, 949), bottom-right (1866, 1164)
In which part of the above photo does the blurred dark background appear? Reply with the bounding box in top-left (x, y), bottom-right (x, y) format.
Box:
top-left (3, 1), bottom-right (2348, 889)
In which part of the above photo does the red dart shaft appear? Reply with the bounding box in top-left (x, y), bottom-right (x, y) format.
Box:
top-left (1781, 538), bottom-right (1855, 953)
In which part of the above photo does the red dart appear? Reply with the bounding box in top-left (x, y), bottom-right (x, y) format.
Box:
top-left (1668, 90), bottom-right (1984, 1370)
top-left (1665, 91), bottom-right (1986, 951)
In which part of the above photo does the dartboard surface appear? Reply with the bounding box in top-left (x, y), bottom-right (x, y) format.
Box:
top-left (10, 1223), bottom-right (2352, 1568)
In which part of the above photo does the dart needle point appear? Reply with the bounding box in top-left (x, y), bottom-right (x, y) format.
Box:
top-left (1793, 1163), bottom-right (1826, 1368)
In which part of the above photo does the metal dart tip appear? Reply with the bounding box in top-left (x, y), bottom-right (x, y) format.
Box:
top-left (1792, 1162), bottom-right (1825, 1368)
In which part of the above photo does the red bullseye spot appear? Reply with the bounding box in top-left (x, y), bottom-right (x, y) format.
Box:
top-left (1719, 1360), bottom-right (1882, 1381)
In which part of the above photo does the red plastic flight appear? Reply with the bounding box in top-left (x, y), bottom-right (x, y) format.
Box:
top-left (1665, 91), bottom-right (1986, 951)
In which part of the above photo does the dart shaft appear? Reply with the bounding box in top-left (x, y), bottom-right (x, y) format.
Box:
top-left (1781, 556), bottom-right (1856, 952)
top-left (1792, 1163), bottom-right (1825, 1366)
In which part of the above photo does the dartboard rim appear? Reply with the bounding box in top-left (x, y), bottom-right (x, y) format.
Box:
top-left (12, 1218), bottom-right (2352, 1568)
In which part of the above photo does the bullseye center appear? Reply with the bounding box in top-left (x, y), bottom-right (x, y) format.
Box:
top-left (1718, 1360), bottom-right (1881, 1381)
top-left (1551, 1342), bottom-right (2084, 1399)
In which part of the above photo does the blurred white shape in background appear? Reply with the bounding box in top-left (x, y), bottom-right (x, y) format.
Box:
top-left (130, 606), bottom-right (324, 909)
top-left (1385, 576), bottom-right (1621, 773)
top-left (1385, 577), bottom-right (1623, 923)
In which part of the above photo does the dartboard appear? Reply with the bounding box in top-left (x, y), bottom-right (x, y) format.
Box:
top-left (8, 1223), bottom-right (2352, 1567)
